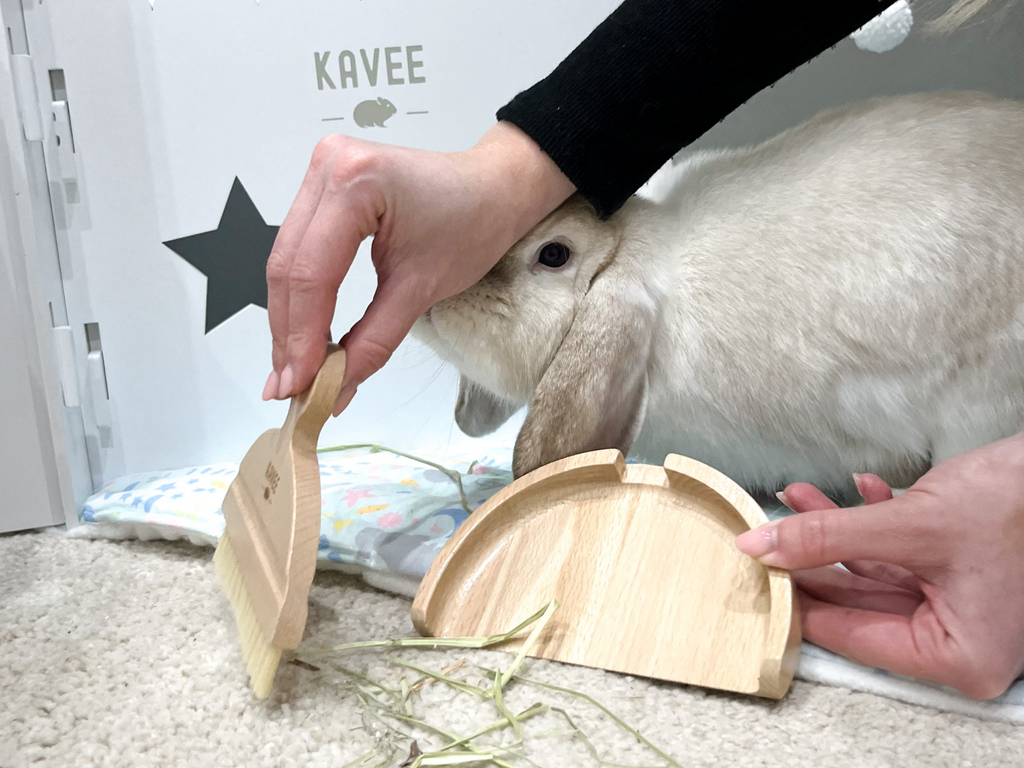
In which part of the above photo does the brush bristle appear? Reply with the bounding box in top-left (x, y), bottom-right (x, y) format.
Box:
top-left (214, 534), bottom-right (282, 699)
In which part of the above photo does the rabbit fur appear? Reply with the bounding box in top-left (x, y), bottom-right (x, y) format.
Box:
top-left (411, 92), bottom-right (1024, 495)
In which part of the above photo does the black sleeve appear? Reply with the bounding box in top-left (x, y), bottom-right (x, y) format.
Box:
top-left (496, 0), bottom-right (888, 218)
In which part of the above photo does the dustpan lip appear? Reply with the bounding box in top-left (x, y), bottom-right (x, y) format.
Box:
top-left (413, 449), bottom-right (788, 612)
top-left (411, 449), bottom-right (625, 630)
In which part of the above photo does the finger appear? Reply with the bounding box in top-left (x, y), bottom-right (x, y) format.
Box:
top-left (782, 475), bottom-right (905, 581)
top-left (735, 495), bottom-right (947, 571)
top-left (841, 561), bottom-right (923, 594)
top-left (781, 474), bottom-right (893, 513)
top-left (777, 478), bottom-right (923, 590)
top-left (798, 593), bottom-right (973, 694)
top-left (281, 188), bottom-right (380, 397)
top-left (332, 381), bottom-right (359, 418)
top-left (852, 473), bottom-right (893, 504)
top-left (794, 568), bottom-right (922, 617)
top-left (778, 483), bottom-right (836, 513)
top-left (266, 161), bottom-right (329, 385)
top-left (780, 483), bottom-right (921, 591)
top-left (336, 272), bottom-right (433, 405)
top-left (842, 474), bottom-right (904, 581)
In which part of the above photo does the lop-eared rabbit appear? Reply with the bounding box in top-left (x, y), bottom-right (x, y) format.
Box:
top-left (413, 93), bottom-right (1024, 496)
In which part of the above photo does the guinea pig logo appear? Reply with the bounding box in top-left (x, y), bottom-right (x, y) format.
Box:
top-left (353, 97), bottom-right (397, 128)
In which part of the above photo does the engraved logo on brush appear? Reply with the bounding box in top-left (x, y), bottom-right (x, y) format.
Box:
top-left (264, 462), bottom-right (281, 501)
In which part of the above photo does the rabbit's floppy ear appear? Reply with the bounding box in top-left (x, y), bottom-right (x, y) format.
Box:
top-left (455, 376), bottom-right (521, 437)
top-left (512, 272), bottom-right (654, 478)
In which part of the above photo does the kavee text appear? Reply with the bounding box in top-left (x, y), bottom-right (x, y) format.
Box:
top-left (315, 46), bottom-right (426, 90)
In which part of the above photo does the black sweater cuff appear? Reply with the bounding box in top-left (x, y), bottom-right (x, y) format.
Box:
top-left (497, 0), bottom-right (888, 218)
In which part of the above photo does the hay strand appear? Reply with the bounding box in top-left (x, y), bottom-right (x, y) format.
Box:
top-left (293, 601), bottom-right (684, 768)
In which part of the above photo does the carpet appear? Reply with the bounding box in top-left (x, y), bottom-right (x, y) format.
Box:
top-left (1, 531), bottom-right (1021, 767)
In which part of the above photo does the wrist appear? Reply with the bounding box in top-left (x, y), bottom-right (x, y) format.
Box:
top-left (467, 120), bottom-right (576, 239)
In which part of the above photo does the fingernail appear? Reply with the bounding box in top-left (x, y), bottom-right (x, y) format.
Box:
top-left (776, 490), bottom-right (791, 509)
top-left (262, 371), bottom-right (279, 401)
top-left (852, 472), bottom-right (866, 498)
top-left (332, 382), bottom-right (358, 417)
top-left (278, 365), bottom-right (295, 399)
top-left (736, 521), bottom-right (779, 559)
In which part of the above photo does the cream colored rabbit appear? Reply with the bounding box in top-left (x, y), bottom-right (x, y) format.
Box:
top-left (412, 92), bottom-right (1024, 494)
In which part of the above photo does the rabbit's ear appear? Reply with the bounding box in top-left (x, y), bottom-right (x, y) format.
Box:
top-left (512, 275), bottom-right (654, 478)
top-left (455, 376), bottom-right (521, 437)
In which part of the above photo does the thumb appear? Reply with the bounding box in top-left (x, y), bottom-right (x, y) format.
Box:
top-left (333, 277), bottom-right (432, 414)
top-left (735, 493), bottom-right (946, 571)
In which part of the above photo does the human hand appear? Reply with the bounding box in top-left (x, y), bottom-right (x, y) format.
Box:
top-left (735, 434), bottom-right (1024, 699)
top-left (263, 121), bottom-right (575, 413)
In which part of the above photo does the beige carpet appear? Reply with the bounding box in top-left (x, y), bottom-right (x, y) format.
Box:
top-left (1, 531), bottom-right (1021, 768)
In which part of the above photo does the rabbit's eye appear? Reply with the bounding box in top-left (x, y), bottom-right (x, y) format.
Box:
top-left (537, 242), bottom-right (571, 269)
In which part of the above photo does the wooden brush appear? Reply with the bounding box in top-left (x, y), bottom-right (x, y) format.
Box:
top-left (214, 345), bottom-right (346, 698)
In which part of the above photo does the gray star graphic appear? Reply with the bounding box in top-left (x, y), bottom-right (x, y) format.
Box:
top-left (164, 178), bottom-right (279, 333)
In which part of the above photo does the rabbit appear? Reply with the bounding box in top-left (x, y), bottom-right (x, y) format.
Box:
top-left (411, 92), bottom-right (1024, 496)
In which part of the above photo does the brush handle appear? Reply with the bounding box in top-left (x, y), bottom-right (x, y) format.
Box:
top-left (282, 345), bottom-right (347, 451)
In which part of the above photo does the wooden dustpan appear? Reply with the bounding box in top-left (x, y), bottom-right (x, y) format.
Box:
top-left (411, 449), bottom-right (801, 699)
